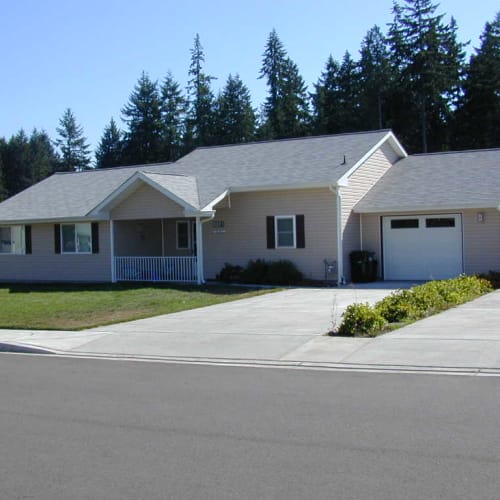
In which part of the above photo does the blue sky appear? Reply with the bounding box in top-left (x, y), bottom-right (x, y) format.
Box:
top-left (1, 0), bottom-right (498, 155)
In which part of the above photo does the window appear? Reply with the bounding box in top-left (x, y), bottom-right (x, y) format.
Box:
top-left (390, 219), bottom-right (419, 229)
top-left (275, 216), bottom-right (296, 248)
top-left (0, 226), bottom-right (25, 254)
top-left (426, 218), bottom-right (455, 228)
top-left (176, 221), bottom-right (190, 249)
top-left (61, 223), bottom-right (92, 253)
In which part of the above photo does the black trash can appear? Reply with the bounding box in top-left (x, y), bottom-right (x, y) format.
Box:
top-left (350, 251), bottom-right (377, 283)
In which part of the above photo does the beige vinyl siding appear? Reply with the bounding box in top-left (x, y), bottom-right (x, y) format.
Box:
top-left (360, 209), bottom-right (500, 277)
top-left (203, 188), bottom-right (337, 280)
top-left (341, 143), bottom-right (399, 279)
top-left (0, 222), bottom-right (111, 282)
top-left (111, 183), bottom-right (185, 220)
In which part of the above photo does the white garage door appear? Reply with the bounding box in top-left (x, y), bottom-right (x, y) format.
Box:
top-left (382, 214), bottom-right (463, 280)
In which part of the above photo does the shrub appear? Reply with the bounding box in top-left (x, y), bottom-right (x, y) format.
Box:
top-left (241, 259), bottom-right (270, 284)
top-left (479, 271), bottom-right (500, 289)
top-left (216, 263), bottom-right (244, 283)
top-left (266, 260), bottom-right (304, 285)
top-left (218, 259), bottom-right (303, 286)
top-left (337, 303), bottom-right (387, 337)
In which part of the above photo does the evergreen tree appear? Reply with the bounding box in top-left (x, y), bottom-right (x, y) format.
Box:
top-left (0, 138), bottom-right (6, 201)
top-left (55, 108), bottom-right (91, 171)
top-left (358, 25), bottom-right (393, 130)
top-left (185, 34), bottom-right (216, 148)
top-left (388, 0), bottom-right (466, 152)
top-left (454, 12), bottom-right (500, 149)
top-left (312, 55), bottom-right (342, 134)
top-left (95, 118), bottom-right (123, 168)
top-left (259, 29), bottom-right (310, 139)
top-left (215, 74), bottom-right (256, 144)
top-left (28, 129), bottom-right (59, 182)
top-left (160, 71), bottom-right (187, 161)
top-left (121, 72), bottom-right (164, 165)
top-left (312, 52), bottom-right (360, 134)
top-left (2, 130), bottom-right (31, 195)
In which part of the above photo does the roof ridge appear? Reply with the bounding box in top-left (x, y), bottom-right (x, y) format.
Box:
top-left (53, 162), bottom-right (173, 175)
top-left (190, 129), bottom-right (392, 152)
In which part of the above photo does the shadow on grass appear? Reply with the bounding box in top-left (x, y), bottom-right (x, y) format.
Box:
top-left (2, 282), bottom-right (264, 296)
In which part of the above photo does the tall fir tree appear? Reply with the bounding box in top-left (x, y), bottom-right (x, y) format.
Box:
top-left (2, 130), bottom-right (31, 195)
top-left (160, 71), bottom-right (187, 161)
top-left (121, 72), bottom-right (164, 165)
top-left (55, 108), bottom-right (91, 171)
top-left (28, 129), bottom-right (59, 182)
top-left (453, 12), bottom-right (500, 149)
top-left (388, 0), bottom-right (466, 152)
top-left (0, 137), bottom-right (7, 200)
top-left (95, 118), bottom-right (123, 168)
top-left (215, 74), bottom-right (256, 144)
top-left (185, 34), bottom-right (216, 149)
top-left (259, 29), bottom-right (310, 139)
top-left (358, 25), bottom-right (393, 130)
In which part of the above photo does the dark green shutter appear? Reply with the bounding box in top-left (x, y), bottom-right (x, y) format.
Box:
top-left (296, 215), bottom-right (305, 248)
top-left (25, 225), bottom-right (32, 254)
top-left (266, 216), bottom-right (275, 249)
top-left (54, 224), bottom-right (61, 254)
top-left (91, 222), bottom-right (99, 254)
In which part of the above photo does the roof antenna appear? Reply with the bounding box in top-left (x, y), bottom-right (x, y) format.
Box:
top-left (341, 155), bottom-right (346, 165)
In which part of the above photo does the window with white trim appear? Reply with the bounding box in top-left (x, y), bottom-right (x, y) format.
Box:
top-left (61, 223), bottom-right (92, 254)
top-left (0, 225), bottom-right (25, 254)
top-left (275, 216), bottom-right (296, 248)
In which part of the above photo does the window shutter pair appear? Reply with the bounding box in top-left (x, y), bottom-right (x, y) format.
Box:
top-left (54, 223), bottom-right (99, 254)
top-left (266, 215), bottom-right (305, 249)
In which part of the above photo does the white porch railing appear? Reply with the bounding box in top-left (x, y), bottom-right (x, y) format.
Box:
top-left (114, 256), bottom-right (197, 282)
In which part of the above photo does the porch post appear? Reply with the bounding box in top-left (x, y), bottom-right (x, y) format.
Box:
top-left (110, 219), bottom-right (117, 283)
top-left (195, 216), bottom-right (204, 284)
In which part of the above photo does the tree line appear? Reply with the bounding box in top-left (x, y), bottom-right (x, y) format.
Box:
top-left (0, 0), bottom-right (498, 201)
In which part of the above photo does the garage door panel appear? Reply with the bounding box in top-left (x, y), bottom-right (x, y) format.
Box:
top-left (383, 214), bottom-right (463, 280)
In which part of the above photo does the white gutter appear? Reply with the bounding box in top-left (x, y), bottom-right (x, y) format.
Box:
top-left (196, 212), bottom-right (215, 284)
top-left (110, 220), bottom-right (116, 283)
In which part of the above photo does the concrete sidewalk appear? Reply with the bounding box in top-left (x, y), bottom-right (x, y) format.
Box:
top-left (1, 287), bottom-right (499, 374)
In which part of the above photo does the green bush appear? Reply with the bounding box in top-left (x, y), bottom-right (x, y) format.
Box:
top-left (218, 259), bottom-right (303, 286)
top-left (479, 271), bottom-right (500, 289)
top-left (337, 303), bottom-right (387, 337)
top-left (338, 275), bottom-right (492, 337)
top-left (216, 263), bottom-right (244, 283)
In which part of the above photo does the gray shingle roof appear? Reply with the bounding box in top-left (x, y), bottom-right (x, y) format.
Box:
top-left (355, 149), bottom-right (500, 213)
top-left (0, 130), bottom-right (395, 222)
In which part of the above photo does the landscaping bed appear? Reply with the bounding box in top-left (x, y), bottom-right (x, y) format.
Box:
top-left (0, 283), bottom-right (276, 331)
top-left (332, 275), bottom-right (493, 337)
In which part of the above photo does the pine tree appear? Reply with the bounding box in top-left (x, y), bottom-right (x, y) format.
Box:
top-left (2, 130), bottom-right (31, 195)
top-left (160, 71), bottom-right (187, 161)
top-left (55, 108), bottom-right (91, 171)
top-left (312, 52), bottom-right (360, 134)
top-left (215, 74), bottom-right (256, 144)
top-left (0, 138), bottom-right (6, 201)
top-left (28, 129), bottom-right (59, 182)
top-left (259, 29), bottom-right (310, 139)
top-left (95, 118), bottom-right (123, 168)
top-left (388, 0), bottom-right (466, 152)
top-left (185, 34), bottom-right (216, 148)
top-left (454, 12), bottom-right (500, 149)
top-left (121, 72), bottom-right (164, 165)
top-left (358, 25), bottom-right (393, 130)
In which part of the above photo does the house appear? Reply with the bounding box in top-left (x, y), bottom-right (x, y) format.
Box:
top-left (0, 129), bottom-right (498, 284)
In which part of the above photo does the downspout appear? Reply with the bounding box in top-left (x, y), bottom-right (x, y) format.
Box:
top-left (329, 185), bottom-right (344, 286)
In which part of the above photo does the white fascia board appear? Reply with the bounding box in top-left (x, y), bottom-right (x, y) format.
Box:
top-left (0, 216), bottom-right (108, 225)
top-left (353, 203), bottom-right (497, 214)
top-left (202, 190), bottom-right (229, 211)
top-left (87, 172), bottom-right (197, 216)
top-left (183, 210), bottom-right (215, 218)
top-left (336, 131), bottom-right (408, 188)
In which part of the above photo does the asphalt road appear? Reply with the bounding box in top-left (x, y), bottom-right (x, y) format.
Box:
top-left (0, 354), bottom-right (499, 500)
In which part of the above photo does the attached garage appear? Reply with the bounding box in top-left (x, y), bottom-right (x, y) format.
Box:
top-left (382, 214), bottom-right (463, 280)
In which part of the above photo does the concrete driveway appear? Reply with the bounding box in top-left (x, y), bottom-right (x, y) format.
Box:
top-left (0, 284), bottom-right (402, 361)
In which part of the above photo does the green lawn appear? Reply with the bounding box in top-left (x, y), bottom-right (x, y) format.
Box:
top-left (0, 283), bottom-right (277, 331)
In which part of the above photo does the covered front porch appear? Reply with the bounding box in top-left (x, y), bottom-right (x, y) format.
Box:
top-left (110, 218), bottom-right (203, 283)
